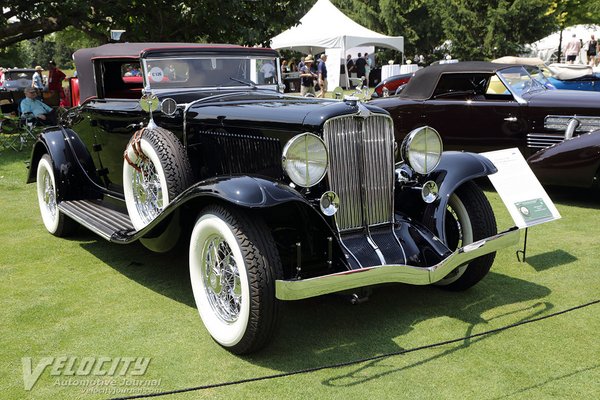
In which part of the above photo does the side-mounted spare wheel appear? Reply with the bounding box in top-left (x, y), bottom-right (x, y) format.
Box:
top-left (36, 154), bottom-right (76, 236)
top-left (189, 205), bottom-right (283, 354)
top-left (423, 180), bottom-right (497, 291)
top-left (123, 126), bottom-right (193, 231)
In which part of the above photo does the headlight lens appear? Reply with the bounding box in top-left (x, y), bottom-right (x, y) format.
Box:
top-left (400, 126), bottom-right (443, 174)
top-left (282, 133), bottom-right (328, 187)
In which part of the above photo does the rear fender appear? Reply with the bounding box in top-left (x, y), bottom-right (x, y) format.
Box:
top-left (426, 151), bottom-right (497, 242)
top-left (27, 128), bottom-right (97, 201)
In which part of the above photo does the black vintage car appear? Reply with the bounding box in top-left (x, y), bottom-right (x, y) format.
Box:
top-left (28, 44), bottom-right (522, 354)
top-left (370, 62), bottom-right (600, 189)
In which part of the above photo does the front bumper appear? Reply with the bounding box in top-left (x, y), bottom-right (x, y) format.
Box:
top-left (275, 227), bottom-right (520, 300)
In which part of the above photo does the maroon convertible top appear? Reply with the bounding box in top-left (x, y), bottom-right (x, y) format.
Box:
top-left (73, 43), bottom-right (279, 101)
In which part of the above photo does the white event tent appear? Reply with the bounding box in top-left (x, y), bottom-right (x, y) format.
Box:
top-left (270, 0), bottom-right (404, 88)
top-left (526, 24), bottom-right (600, 63)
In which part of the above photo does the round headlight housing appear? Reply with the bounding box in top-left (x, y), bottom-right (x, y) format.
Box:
top-left (282, 133), bottom-right (328, 187)
top-left (400, 126), bottom-right (443, 174)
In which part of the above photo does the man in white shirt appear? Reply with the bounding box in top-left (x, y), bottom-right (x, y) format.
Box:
top-left (564, 34), bottom-right (582, 64)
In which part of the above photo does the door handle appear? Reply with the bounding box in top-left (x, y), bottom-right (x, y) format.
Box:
top-left (504, 117), bottom-right (518, 122)
top-left (126, 122), bottom-right (144, 130)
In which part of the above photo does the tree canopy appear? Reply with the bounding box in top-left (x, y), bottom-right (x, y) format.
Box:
top-left (2, 0), bottom-right (600, 67)
top-left (0, 1), bottom-right (313, 48)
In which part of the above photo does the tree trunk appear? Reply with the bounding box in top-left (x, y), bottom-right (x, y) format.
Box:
top-left (557, 29), bottom-right (563, 63)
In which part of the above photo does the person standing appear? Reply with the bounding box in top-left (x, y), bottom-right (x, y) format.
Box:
top-left (47, 60), bottom-right (66, 105)
top-left (32, 66), bottom-right (44, 90)
top-left (364, 53), bottom-right (372, 87)
top-left (317, 54), bottom-right (328, 98)
top-left (587, 35), bottom-right (598, 66)
top-left (354, 52), bottom-right (367, 86)
top-left (299, 55), bottom-right (316, 97)
top-left (346, 54), bottom-right (355, 77)
top-left (564, 34), bottom-right (582, 64)
top-left (260, 60), bottom-right (276, 84)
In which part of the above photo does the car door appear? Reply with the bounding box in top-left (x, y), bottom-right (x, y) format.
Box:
top-left (74, 99), bottom-right (146, 194)
top-left (420, 72), bottom-right (528, 154)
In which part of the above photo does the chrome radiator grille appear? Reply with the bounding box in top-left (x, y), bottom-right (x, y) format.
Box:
top-left (323, 114), bottom-right (395, 232)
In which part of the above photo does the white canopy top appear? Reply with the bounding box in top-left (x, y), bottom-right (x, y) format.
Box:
top-left (270, 0), bottom-right (404, 55)
top-left (547, 63), bottom-right (593, 80)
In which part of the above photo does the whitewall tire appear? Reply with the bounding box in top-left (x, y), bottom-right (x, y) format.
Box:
top-left (189, 206), bottom-right (282, 354)
top-left (36, 154), bottom-right (75, 236)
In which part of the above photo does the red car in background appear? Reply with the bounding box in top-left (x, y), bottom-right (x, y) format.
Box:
top-left (370, 72), bottom-right (412, 98)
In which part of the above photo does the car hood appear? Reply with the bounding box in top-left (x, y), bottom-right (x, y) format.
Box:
top-left (524, 89), bottom-right (600, 113)
top-left (179, 92), bottom-right (385, 129)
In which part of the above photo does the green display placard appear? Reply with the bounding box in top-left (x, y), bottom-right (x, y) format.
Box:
top-left (515, 198), bottom-right (553, 222)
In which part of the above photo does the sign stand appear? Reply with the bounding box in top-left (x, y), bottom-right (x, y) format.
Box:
top-left (516, 227), bottom-right (529, 262)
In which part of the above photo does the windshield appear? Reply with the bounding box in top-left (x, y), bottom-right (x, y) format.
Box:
top-left (142, 56), bottom-right (279, 91)
top-left (497, 66), bottom-right (545, 96)
top-left (6, 71), bottom-right (34, 80)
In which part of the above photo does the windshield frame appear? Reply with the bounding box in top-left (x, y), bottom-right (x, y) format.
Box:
top-left (496, 66), bottom-right (546, 103)
top-left (141, 55), bottom-right (281, 93)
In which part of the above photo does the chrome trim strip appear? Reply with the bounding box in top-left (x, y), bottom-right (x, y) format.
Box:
top-left (526, 133), bottom-right (564, 148)
top-left (275, 227), bottom-right (520, 300)
top-left (544, 115), bottom-right (600, 132)
top-left (366, 235), bottom-right (386, 264)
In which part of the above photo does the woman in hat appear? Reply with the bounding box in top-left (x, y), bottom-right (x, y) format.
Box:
top-left (32, 65), bottom-right (44, 90)
top-left (299, 54), bottom-right (317, 97)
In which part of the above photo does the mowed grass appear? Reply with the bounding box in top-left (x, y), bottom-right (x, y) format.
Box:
top-left (1, 149), bottom-right (599, 400)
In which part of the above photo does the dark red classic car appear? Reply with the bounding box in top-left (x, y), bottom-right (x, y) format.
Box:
top-left (369, 61), bottom-right (600, 189)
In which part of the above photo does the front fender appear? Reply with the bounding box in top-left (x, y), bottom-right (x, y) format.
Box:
top-left (527, 131), bottom-right (600, 188)
top-left (427, 151), bottom-right (497, 242)
top-left (183, 175), bottom-right (309, 208)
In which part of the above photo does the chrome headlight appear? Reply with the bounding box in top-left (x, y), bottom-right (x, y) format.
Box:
top-left (400, 126), bottom-right (443, 174)
top-left (282, 133), bottom-right (328, 187)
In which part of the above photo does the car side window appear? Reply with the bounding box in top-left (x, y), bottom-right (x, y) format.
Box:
top-left (432, 73), bottom-right (489, 100)
top-left (100, 61), bottom-right (143, 99)
top-left (486, 75), bottom-right (510, 95)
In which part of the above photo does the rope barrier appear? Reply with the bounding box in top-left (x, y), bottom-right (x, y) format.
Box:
top-left (110, 299), bottom-right (600, 400)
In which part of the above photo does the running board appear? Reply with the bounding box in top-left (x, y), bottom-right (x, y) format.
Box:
top-left (59, 200), bottom-right (134, 241)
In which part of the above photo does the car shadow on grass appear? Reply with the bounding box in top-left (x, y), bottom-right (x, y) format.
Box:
top-left (77, 231), bottom-right (195, 308)
top-left (539, 186), bottom-right (600, 210)
top-left (76, 233), bottom-right (552, 381)
top-left (245, 272), bottom-right (552, 373)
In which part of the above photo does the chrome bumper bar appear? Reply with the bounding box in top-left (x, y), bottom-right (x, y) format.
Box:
top-left (275, 227), bottom-right (520, 301)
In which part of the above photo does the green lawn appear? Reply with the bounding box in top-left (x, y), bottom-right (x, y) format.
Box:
top-left (1, 149), bottom-right (599, 400)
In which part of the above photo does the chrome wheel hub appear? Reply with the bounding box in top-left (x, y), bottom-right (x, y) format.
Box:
top-left (132, 160), bottom-right (163, 224)
top-left (202, 235), bottom-right (242, 323)
top-left (42, 170), bottom-right (57, 218)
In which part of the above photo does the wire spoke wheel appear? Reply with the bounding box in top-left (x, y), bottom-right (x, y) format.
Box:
top-left (123, 127), bottom-right (192, 231)
top-left (131, 158), bottom-right (164, 225)
top-left (189, 205), bottom-right (282, 354)
top-left (202, 235), bottom-right (242, 323)
top-left (35, 154), bottom-right (75, 236)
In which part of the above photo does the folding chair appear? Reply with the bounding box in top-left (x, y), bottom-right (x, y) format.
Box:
top-left (0, 114), bottom-right (26, 151)
top-left (17, 97), bottom-right (45, 143)
top-left (19, 110), bottom-right (40, 143)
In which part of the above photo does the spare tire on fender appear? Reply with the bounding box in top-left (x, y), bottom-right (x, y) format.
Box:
top-left (123, 126), bottom-right (193, 230)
